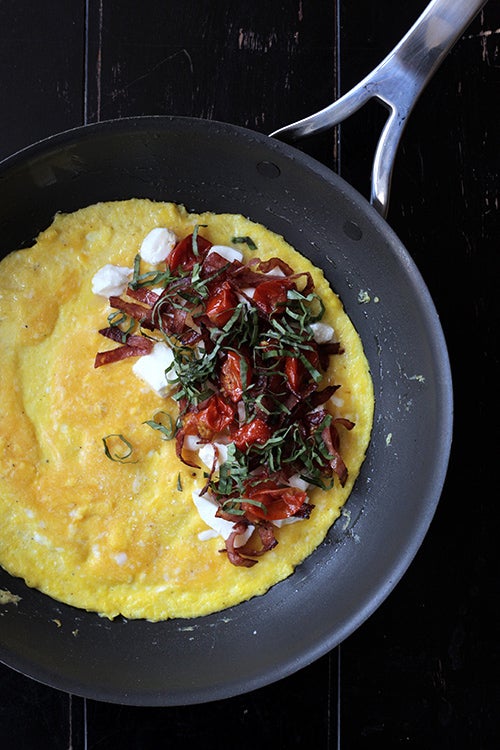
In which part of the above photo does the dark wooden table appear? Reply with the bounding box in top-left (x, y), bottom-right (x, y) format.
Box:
top-left (0, 1), bottom-right (498, 747)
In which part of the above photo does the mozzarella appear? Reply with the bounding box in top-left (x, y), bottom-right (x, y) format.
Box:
top-left (207, 245), bottom-right (243, 264)
top-left (309, 321), bottom-right (336, 344)
top-left (198, 442), bottom-right (229, 470)
top-left (265, 267), bottom-right (286, 277)
top-left (192, 490), bottom-right (254, 547)
top-left (183, 435), bottom-right (204, 452)
top-left (288, 474), bottom-right (310, 491)
top-left (139, 227), bottom-right (177, 264)
top-left (91, 264), bottom-right (132, 297)
top-left (132, 341), bottom-right (177, 397)
top-left (237, 287), bottom-right (256, 308)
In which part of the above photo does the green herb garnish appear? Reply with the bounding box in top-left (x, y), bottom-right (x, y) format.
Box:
top-left (143, 411), bottom-right (176, 440)
top-left (232, 235), bottom-right (257, 250)
top-left (192, 224), bottom-right (208, 257)
top-left (102, 434), bottom-right (137, 463)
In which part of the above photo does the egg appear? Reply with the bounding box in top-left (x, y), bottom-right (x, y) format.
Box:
top-left (0, 199), bottom-right (374, 621)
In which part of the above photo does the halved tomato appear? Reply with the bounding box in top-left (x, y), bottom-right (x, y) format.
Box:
top-left (241, 480), bottom-right (307, 520)
top-left (252, 278), bottom-right (295, 315)
top-left (233, 418), bottom-right (271, 451)
top-left (220, 350), bottom-right (252, 402)
top-left (284, 348), bottom-right (320, 392)
top-left (167, 233), bottom-right (212, 272)
top-left (205, 281), bottom-right (238, 326)
top-left (183, 394), bottom-right (235, 439)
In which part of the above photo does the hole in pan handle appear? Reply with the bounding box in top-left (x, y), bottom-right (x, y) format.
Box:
top-left (271, 0), bottom-right (488, 218)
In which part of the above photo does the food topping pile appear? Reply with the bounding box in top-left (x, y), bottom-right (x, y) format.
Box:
top-left (93, 225), bottom-right (354, 567)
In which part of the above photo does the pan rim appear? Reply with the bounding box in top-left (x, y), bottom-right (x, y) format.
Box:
top-left (0, 115), bottom-right (454, 705)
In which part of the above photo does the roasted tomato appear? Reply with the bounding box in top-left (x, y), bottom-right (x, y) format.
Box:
top-left (167, 233), bottom-right (212, 272)
top-left (233, 418), bottom-right (271, 451)
top-left (220, 350), bottom-right (252, 402)
top-left (252, 278), bottom-right (295, 315)
top-left (205, 281), bottom-right (239, 326)
top-left (285, 348), bottom-right (320, 392)
top-left (242, 480), bottom-right (307, 520)
top-left (184, 395), bottom-right (235, 439)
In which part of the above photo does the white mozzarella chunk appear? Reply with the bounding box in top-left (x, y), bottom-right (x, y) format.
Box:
top-left (198, 442), bottom-right (229, 470)
top-left (215, 442), bottom-right (230, 465)
top-left (330, 394), bottom-right (344, 408)
top-left (132, 341), bottom-right (177, 397)
top-left (273, 510), bottom-right (307, 528)
top-left (287, 474), bottom-right (310, 491)
top-left (197, 443), bottom-right (214, 468)
top-left (237, 287), bottom-right (256, 307)
top-left (207, 245), bottom-right (244, 264)
top-left (139, 227), bottom-right (177, 264)
top-left (309, 321), bottom-right (336, 344)
top-left (91, 264), bottom-right (132, 297)
top-left (265, 267), bottom-right (286, 277)
top-left (272, 517), bottom-right (300, 528)
top-left (183, 435), bottom-right (204, 452)
top-left (192, 490), bottom-right (254, 547)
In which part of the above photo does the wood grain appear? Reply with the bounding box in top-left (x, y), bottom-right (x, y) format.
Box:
top-left (0, 1), bottom-right (498, 747)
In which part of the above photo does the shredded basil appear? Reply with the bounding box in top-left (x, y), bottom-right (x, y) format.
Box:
top-left (192, 224), bottom-right (208, 257)
top-left (102, 434), bottom-right (137, 463)
top-left (232, 235), bottom-right (257, 250)
top-left (169, 344), bottom-right (220, 407)
top-left (107, 311), bottom-right (136, 342)
top-left (143, 411), bottom-right (176, 440)
top-left (130, 253), bottom-right (176, 290)
top-left (221, 497), bottom-right (267, 515)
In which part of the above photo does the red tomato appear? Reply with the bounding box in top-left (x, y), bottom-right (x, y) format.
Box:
top-left (184, 395), bottom-right (235, 439)
top-left (285, 349), bottom-right (320, 391)
top-left (220, 351), bottom-right (252, 402)
top-left (285, 356), bottom-right (304, 391)
top-left (233, 418), bottom-right (271, 451)
top-left (167, 233), bottom-right (212, 272)
top-left (252, 278), bottom-right (295, 315)
top-left (205, 282), bottom-right (238, 326)
top-left (242, 480), bottom-right (307, 520)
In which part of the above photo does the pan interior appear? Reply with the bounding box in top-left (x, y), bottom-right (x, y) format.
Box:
top-left (0, 117), bottom-right (452, 705)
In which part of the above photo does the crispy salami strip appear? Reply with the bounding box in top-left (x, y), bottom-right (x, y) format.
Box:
top-left (94, 334), bottom-right (154, 368)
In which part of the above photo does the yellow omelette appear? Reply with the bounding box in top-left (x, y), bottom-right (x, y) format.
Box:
top-left (0, 199), bottom-right (374, 620)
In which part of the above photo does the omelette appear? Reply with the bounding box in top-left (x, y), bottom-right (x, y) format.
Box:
top-left (0, 199), bottom-right (374, 620)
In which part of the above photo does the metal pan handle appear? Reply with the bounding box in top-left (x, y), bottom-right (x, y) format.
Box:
top-left (271, 0), bottom-right (488, 217)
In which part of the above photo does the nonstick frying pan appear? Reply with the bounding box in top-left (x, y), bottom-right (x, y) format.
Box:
top-left (0, 0), bottom-right (483, 705)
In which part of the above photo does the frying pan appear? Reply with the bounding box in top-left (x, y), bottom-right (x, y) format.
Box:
top-left (0, 0), bottom-right (483, 705)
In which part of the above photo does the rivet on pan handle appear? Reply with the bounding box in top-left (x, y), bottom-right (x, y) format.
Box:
top-left (271, 0), bottom-right (488, 218)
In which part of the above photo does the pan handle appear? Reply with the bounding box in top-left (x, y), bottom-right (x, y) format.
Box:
top-left (271, 0), bottom-right (488, 217)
